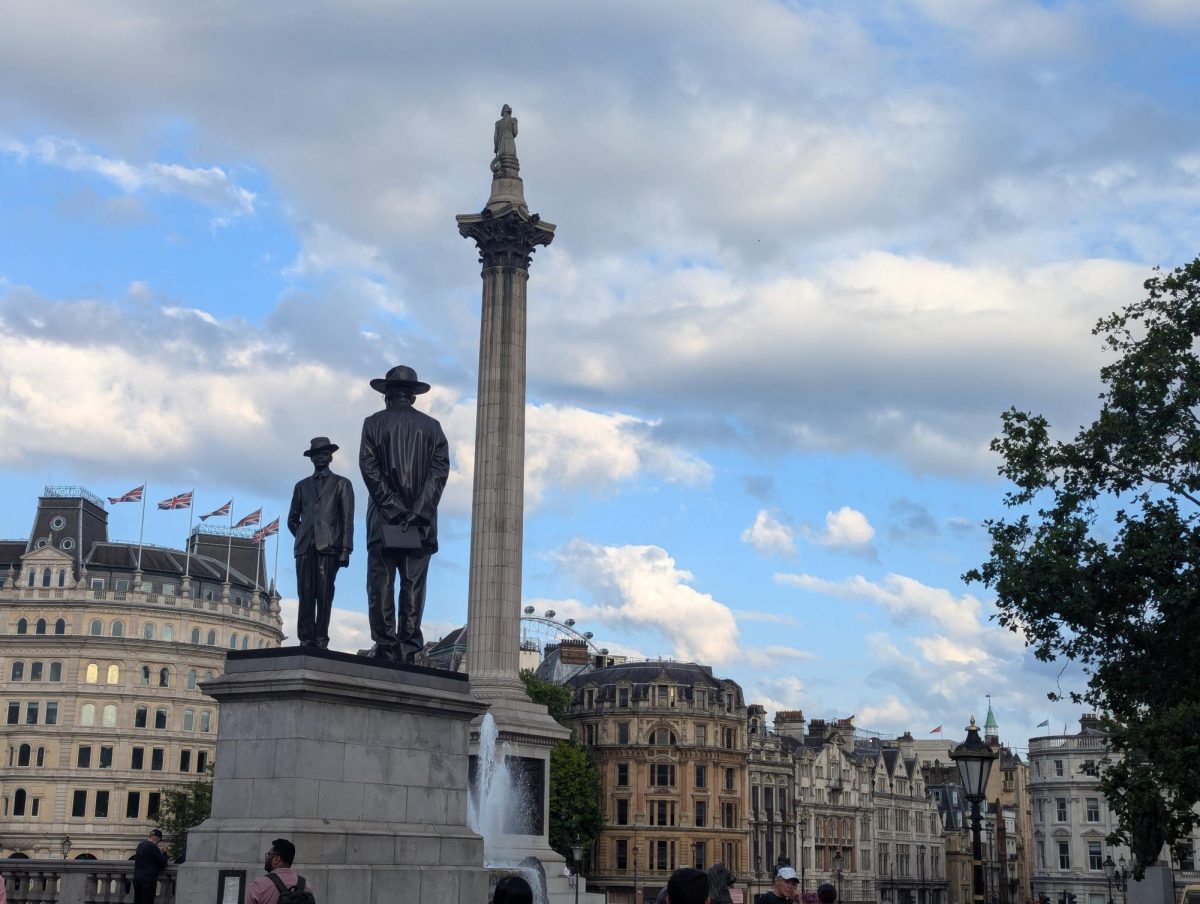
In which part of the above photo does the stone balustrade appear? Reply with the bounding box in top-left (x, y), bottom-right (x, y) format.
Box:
top-left (0, 860), bottom-right (176, 904)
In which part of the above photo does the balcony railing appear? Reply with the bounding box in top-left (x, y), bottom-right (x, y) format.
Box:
top-left (2, 860), bottom-right (176, 904)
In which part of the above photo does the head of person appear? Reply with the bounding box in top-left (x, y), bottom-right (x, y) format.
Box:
top-left (667, 867), bottom-right (710, 904)
top-left (493, 875), bottom-right (533, 904)
top-left (774, 867), bottom-right (800, 899)
top-left (303, 437), bottom-right (338, 470)
top-left (370, 365), bottom-right (430, 410)
top-left (148, 829), bottom-right (163, 843)
top-left (264, 838), bottom-right (295, 872)
top-left (817, 883), bottom-right (838, 904)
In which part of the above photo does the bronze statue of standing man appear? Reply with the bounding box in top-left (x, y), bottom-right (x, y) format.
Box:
top-left (360, 365), bottom-right (449, 662)
top-left (287, 437), bottom-right (354, 648)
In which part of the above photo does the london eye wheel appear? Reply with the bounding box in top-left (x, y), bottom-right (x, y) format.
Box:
top-left (519, 606), bottom-right (606, 659)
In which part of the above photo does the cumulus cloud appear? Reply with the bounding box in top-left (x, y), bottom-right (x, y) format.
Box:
top-left (808, 506), bottom-right (875, 550)
top-left (741, 508), bottom-right (795, 556)
top-left (539, 540), bottom-right (740, 665)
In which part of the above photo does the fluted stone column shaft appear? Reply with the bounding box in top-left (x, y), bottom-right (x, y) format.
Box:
top-left (466, 264), bottom-right (529, 697)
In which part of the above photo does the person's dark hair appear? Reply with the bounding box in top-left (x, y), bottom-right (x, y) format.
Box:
top-left (817, 883), bottom-right (838, 904)
top-left (493, 876), bottom-right (534, 904)
top-left (667, 867), bottom-right (710, 904)
top-left (149, 829), bottom-right (163, 839)
top-left (271, 838), bottom-right (296, 866)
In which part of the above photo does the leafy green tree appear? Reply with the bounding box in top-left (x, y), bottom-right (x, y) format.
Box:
top-left (520, 670), bottom-right (604, 865)
top-left (548, 740), bottom-right (605, 867)
top-left (966, 257), bottom-right (1200, 873)
top-left (156, 773), bottom-right (213, 861)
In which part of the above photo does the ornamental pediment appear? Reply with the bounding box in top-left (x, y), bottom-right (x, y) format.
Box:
top-left (20, 546), bottom-right (74, 565)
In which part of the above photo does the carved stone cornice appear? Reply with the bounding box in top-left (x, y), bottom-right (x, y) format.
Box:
top-left (457, 205), bottom-right (556, 273)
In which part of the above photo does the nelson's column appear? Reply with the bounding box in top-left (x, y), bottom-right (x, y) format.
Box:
top-left (457, 105), bottom-right (571, 866)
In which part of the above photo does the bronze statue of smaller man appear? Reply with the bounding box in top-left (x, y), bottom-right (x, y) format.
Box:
top-left (287, 437), bottom-right (354, 648)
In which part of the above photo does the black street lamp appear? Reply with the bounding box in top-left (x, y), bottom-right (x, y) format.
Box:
top-left (572, 840), bottom-right (584, 904)
top-left (1103, 855), bottom-right (1130, 904)
top-left (950, 718), bottom-right (998, 904)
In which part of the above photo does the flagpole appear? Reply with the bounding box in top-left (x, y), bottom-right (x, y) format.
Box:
top-left (184, 489), bottom-right (194, 580)
top-left (272, 517), bottom-right (281, 594)
top-left (225, 501), bottom-right (234, 586)
top-left (253, 529), bottom-right (263, 593)
top-left (136, 484), bottom-right (147, 571)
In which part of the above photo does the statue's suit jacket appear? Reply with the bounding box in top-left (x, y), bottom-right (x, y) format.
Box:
top-left (287, 471), bottom-right (354, 558)
top-left (359, 405), bottom-right (449, 553)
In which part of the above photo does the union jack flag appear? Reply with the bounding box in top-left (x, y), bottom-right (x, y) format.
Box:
top-left (107, 484), bottom-right (145, 505)
top-left (234, 508), bottom-right (262, 529)
top-left (252, 518), bottom-right (280, 543)
top-left (157, 491), bottom-right (193, 511)
top-left (199, 500), bottom-right (232, 522)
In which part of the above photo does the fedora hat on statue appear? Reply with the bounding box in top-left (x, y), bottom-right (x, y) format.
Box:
top-left (369, 365), bottom-right (431, 395)
top-left (303, 436), bottom-right (340, 457)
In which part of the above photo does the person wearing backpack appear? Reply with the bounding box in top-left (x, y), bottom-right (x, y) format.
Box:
top-left (247, 838), bottom-right (316, 904)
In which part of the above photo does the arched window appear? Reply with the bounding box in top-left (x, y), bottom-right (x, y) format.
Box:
top-left (205, 671), bottom-right (215, 682)
top-left (49, 662), bottom-right (62, 682)
top-left (205, 590), bottom-right (214, 601)
top-left (16, 618), bottom-right (28, 635)
top-left (241, 635), bottom-right (249, 650)
top-left (142, 623), bottom-right (155, 641)
top-left (17, 744), bottom-right (31, 767)
top-left (158, 667), bottom-right (170, 688)
top-left (85, 663), bottom-right (99, 684)
top-left (162, 625), bottom-right (174, 642)
top-left (41, 567), bottom-right (51, 587)
top-left (106, 665), bottom-right (119, 685)
top-left (57, 569), bottom-right (66, 588)
top-left (183, 708), bottom-right (195, 731)
top-left (89, 619), bottom-right (102, 636)
top-left (29, 662), bottom-right (43, 682)
top-left (26, 570), bottom-right (34, 587)
top-left (12, 789), bottom-right (27, 816)
top-left (229, 632), bottom-right (238, 649)
top-left (187, 670), bottom-right (197, 690)
top-left (133, 706), bottom-right (147, 728)
top-left (154, 708), bottom-right (168, 730)
top-left (35, 746), bottom-right (44, 767)
top-left (10, 662), bottom-right (23, 681)
top-left (139, 666), bottom-right (151, 687)
top-left (206, 629), bottom-right (217, 646)
top-left (101, 704), bottom-right (117, 728)
top-left (652, 728), bottom-right (676, 746)
top-left (199, 711), bottom-right (212, 733)
top-left (54, 618), bottom-right (65, 635)
top-left (79, 703), bottom-right (95, 726)
top-left (111, 620), bottom-right (124, 638)
top-left (34, 618), bottom-right (46, 635)
top-left (190, 627), bottom-right (200, 644)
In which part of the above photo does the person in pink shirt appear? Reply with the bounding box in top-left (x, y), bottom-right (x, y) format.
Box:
top-left (246, 838), bottom-right (314, 904)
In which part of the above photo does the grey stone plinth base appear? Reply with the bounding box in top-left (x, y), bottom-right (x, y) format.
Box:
top-left (176, 648), bottom-right (489, 904)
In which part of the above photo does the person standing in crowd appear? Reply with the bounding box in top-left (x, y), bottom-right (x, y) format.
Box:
top-left (131, 829), bottom-right (169, 904)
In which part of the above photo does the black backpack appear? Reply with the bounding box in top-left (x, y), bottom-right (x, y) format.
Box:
top-left (267, 872), bottom-right (316, 904)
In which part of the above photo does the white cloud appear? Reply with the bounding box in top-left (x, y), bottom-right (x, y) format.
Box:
top-left (741, 508), bottom-right (795, 556)
top-left (540, 540), bottom-right (740, 665)
top-left (812, 506), bottom-right (875, 549)
top-left (744, 645), bottom-right (818, 669)
top-left (733, 608), bottom-right (801, 626)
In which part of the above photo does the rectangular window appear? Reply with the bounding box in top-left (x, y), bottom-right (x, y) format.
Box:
top-left (115, 579), bottom-right (130, 592)
top-left (131, 747), bottom-right (144, 770)
top-left (44, 702), bottom-right (58, 725)
top-left (656, 839), bottom-right (669, 871)
top-left (618, 687), bottom-right (629, 708)
top-left (617, 763), bottom-right (629, 786)
top-left (91, 578), bottom-right (105, 591)
top-left (6, 702), bottom-right (19, 724)
top-left (584, 724), bottom-right (596, 745)
top-left (650, 764), bottom-right (676, 787)
top-left (725, 768), bottom-right (735, 791)
top-left (1056, 798), bottom-right (1068, 821)
top-left (618, 722), bottom-right (629, 744)
top-left (126, 791), bottom-right (141, 819)
top-left (723, 802), bottom-right (736, 828)
top-left (1054, 760), bottom-right (1064, 777)
top-left (151, 748), bottom-right (165, 771)
top-left (695, 841), bottom-right (707, 871)
top-left (94, 790), bottom-right (110, 818)
top-left (147, 792), bottom-right (161, 818)
top-left (72, 790), bottom-right (87, 817)
top-left (1058, 841), bottom-right (1070, 870)
top-left (1086, 799), bottom-right (1100, 822)
top-left (657, 684), bottom-right (669, 705)
top-left (696, 725), bottom-right (707, 746)
top-left (696, 800), bottom-right (707, 827)
top-left (77, 746), bottom-right (92, 768)
top-left (1179, 844), bottom-right (1196, 872)
top-left (616, 799), bottom-right (629, 825)
top-left (752, 786), bottom-right (760, 815)
top-left (99, 746), bottom-right (113, 769)
top-left (180, 750), bottom-right (192, 772)
top-left (25, 702), bottom-right (39, 724)
top-left (1089, 842), bottom-right (1103, 870)
top-left (197, 750), bottom-right (209, 773)
top-left (616, 839), bottom-right (628, 870)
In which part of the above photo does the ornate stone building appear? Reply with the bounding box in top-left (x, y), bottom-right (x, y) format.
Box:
top-left (0, 487), bottom-right (283, 858)
top-left (748, 705), bottom-right (798, 897)
top-left (564, 661), bottom-right (749, 904)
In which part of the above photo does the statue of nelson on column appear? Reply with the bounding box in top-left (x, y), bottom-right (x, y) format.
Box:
top-left (359, 365), bottom-right (450, 663)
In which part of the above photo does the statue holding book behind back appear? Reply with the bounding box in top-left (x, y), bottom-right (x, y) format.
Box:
top-left (359, 365), bottom-right (449, 663)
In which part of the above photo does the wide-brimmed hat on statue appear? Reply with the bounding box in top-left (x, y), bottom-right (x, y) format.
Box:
top-left (303, 436), bottom-right (340, 457)
top-left (370, 364), bottom-right (431, 395)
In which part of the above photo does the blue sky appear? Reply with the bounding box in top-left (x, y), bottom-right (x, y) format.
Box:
top-left (2, 0), bottom-right (1198, 751)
